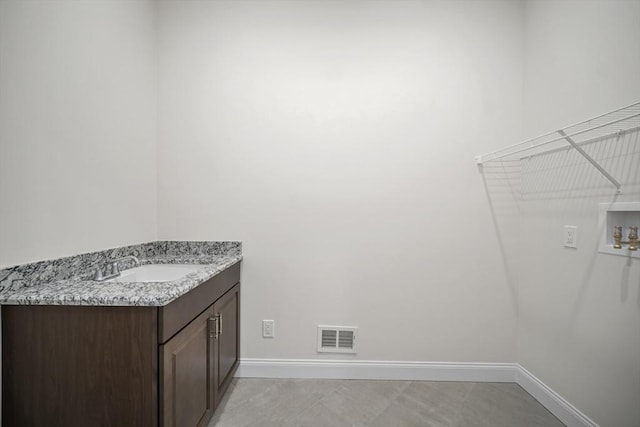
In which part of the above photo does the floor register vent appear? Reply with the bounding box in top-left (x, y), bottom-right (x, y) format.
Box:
top-left (317, 326), bottom-right (358, 354)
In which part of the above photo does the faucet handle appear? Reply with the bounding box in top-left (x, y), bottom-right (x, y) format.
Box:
top-left (93, 266), bottom-right (105, 281)
top-left (110, 261), bottom-right (120, 275)
top-left (629, 226), bottom-right (638, 251)
top-left (613, 225), bottom-right (623, 249)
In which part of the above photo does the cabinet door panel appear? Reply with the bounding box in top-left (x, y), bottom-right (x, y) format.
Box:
top-left (213, 283), bottom-right (240, 406)
top-left (2, 306), bottom-right (158, 427)
top-left (161, 307), bottom-right (215, 427)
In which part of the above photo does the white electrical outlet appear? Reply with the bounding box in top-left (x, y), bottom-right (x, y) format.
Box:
top-left (564, 225), bottom-right (577, 248)
top-left (262, 320), bottom-right (275, 338)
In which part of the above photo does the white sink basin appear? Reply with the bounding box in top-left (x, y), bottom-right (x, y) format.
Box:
top-left (106, 264), bottom-right (203, 283)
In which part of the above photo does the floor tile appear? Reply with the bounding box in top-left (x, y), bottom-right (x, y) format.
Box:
top-left (208, 378), bottom-right (565, 427)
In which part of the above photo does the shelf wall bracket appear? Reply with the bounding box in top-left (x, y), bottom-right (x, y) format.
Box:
top-left (557, 129), bottom-right (623, 194)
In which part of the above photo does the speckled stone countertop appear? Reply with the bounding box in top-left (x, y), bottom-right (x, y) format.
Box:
top-left (0, 241), bottom-right (241, 306)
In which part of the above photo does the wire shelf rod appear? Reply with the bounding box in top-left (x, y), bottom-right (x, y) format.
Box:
top-left (516, 124), bottom-right (640, 160)
top-left (477, 110), bottom-right (640, 164)
top-left (477, 101), bottom-right (640, 161)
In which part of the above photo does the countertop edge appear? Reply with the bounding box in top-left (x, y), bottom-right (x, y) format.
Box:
top-left (0, 255), bottom-right (243, 307)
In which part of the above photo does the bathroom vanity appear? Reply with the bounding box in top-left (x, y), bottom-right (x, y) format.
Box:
top-left (0, 241), bottom-right (242, 427)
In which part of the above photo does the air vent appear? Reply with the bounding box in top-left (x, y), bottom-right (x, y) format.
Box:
top-left (317, 326), bottom-right (358, 354)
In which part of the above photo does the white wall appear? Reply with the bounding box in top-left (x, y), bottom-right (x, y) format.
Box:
top-left (157, 0), bottom-right (523, 362)
top-left (3, 0), bottom-right (636, 423)
top-left (0, 0), bottom-right (158, 267)
top-left (519, 1), bottom-right (640, 426)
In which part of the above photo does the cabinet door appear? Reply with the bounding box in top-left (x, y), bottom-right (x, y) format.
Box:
top-left (161, 306), bottom-right (216, 427)
top-left (213, 283), bottom-right (240, 406)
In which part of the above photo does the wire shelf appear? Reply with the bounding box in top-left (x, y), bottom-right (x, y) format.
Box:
top-left (475, 101), bottom-right (640, 194)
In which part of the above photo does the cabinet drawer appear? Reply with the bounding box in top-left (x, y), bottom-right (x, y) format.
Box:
top-left (159, 262), bottom-right (240, 344)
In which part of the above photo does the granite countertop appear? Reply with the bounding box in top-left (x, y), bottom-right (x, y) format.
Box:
top-left (0, 241), bottom-right (242, 307)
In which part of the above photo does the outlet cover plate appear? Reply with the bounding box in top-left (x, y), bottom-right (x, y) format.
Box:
top-left (564, 226), bottom-right (577, 248)
top-left (262, 320), bottom-right (274, 338)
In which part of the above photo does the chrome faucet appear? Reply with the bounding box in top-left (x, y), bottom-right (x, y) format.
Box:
top-left (93, 255), bottom-right (140, 281)
top-left (111, 256), bottom-right (141, 273)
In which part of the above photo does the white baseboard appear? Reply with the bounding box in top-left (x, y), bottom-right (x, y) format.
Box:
top-left (237, 358), bottom-right (517, 382)
top-left (516, 366), bottom-right (598, 427)
top-left (236, 358), bottom-right (598, 427)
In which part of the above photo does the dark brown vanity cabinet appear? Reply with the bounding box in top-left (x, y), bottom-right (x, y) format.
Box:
top-left (2, 262), bottom-right (240, 427)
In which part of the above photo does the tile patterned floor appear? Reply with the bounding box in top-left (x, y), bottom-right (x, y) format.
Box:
top-left (208, 378), bottom-right (565, 426)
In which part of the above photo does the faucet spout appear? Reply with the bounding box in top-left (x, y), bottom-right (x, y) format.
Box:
top-left (115, 255), bottom-right (140, 268)
top-left (93, 255), bottom-right (141, 282)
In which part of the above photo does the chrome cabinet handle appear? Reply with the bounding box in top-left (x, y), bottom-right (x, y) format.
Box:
top-left (208, 316), bottom-right (217, 339)
top-left (217, 313), bottom-right (223, 337)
